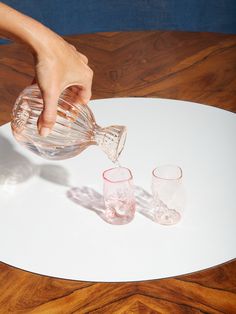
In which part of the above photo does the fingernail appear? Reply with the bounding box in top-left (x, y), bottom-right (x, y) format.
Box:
top-left (40, 127), bottom-right (51, 137)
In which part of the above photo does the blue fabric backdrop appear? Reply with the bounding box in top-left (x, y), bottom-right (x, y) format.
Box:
top-left (1, 0), bottom-right (236, 44)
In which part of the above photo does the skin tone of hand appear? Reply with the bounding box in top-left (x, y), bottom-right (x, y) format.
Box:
top-left (0, 2), bottom-right (93, 137)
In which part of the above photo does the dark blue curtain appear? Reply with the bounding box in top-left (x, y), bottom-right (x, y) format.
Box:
top-left (1, 0), bottom-right (236, 44)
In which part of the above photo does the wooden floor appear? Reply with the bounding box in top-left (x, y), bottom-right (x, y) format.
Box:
top-left (0, 31), bottom-right (236, 313)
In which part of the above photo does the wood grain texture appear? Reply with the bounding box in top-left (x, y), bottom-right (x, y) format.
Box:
top-left (0, 31), bottom-right (236, 313)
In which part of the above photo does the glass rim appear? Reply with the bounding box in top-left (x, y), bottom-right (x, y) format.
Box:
top-left (103, 166), bottom-right (133, 183)
top-left (152, 164), bottom-right (183, 181)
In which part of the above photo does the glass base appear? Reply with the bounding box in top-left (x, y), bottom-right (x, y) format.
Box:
top-left (104, 213), bottom-right (135, 225)
top-left (104, 201), bottom-right (135, 225)
top-left (154, 209), bottom-right (181, 225)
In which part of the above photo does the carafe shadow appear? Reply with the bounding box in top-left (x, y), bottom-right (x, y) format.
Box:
top-left (1, 135), bottom-right (156, 221)
top-left (0, 134), bottom-right (71, 189)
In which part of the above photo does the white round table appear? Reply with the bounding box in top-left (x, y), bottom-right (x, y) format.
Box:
top-left (0, 97), bottom-right (235, 282)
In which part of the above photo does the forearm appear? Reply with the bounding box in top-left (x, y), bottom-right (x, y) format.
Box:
top-left (0, 2), bottom-right (60, 55)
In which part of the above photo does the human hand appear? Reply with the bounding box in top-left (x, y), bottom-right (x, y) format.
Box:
top-left (0, 3), bottom-right (93, 136)
top-left (35, 37), bottom-right (93, 137)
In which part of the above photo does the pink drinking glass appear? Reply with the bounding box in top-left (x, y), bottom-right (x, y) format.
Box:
top-left (151, 165), bottom-right (184, 225)
top-left (103, 167), bottom-right (136, 224)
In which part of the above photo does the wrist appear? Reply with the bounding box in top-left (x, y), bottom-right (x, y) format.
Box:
top-left (0, 3), bottom-right (62, 58)
top-left (22, 20), bottom-right (61, 57)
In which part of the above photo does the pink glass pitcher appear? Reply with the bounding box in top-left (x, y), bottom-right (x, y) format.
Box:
top-left (11, 85), bottom-right (127, 162)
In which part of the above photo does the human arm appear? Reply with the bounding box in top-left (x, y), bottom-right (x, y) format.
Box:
top-left (0, 2), bottom-right (93, 136)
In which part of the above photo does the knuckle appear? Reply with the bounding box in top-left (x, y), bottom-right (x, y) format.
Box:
top-left (43, 89), bottom-right (60, 102)
top-left (87, 68), bottom-right (94, 79)
top-left (69, 44), bottom-right (77, 52)
top-left (42, 112), bottom-right (57, 125)
top-left (82, 55), bottom-right (88, 64)
top-left (78, 51), bottom-right (88, 63)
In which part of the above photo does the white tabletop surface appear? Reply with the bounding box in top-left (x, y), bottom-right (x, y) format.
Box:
top-left (0, 97), bottom-right (235, 282)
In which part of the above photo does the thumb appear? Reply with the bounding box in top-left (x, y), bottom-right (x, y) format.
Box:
top-left (38, 87), bottom-right (61, 137)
